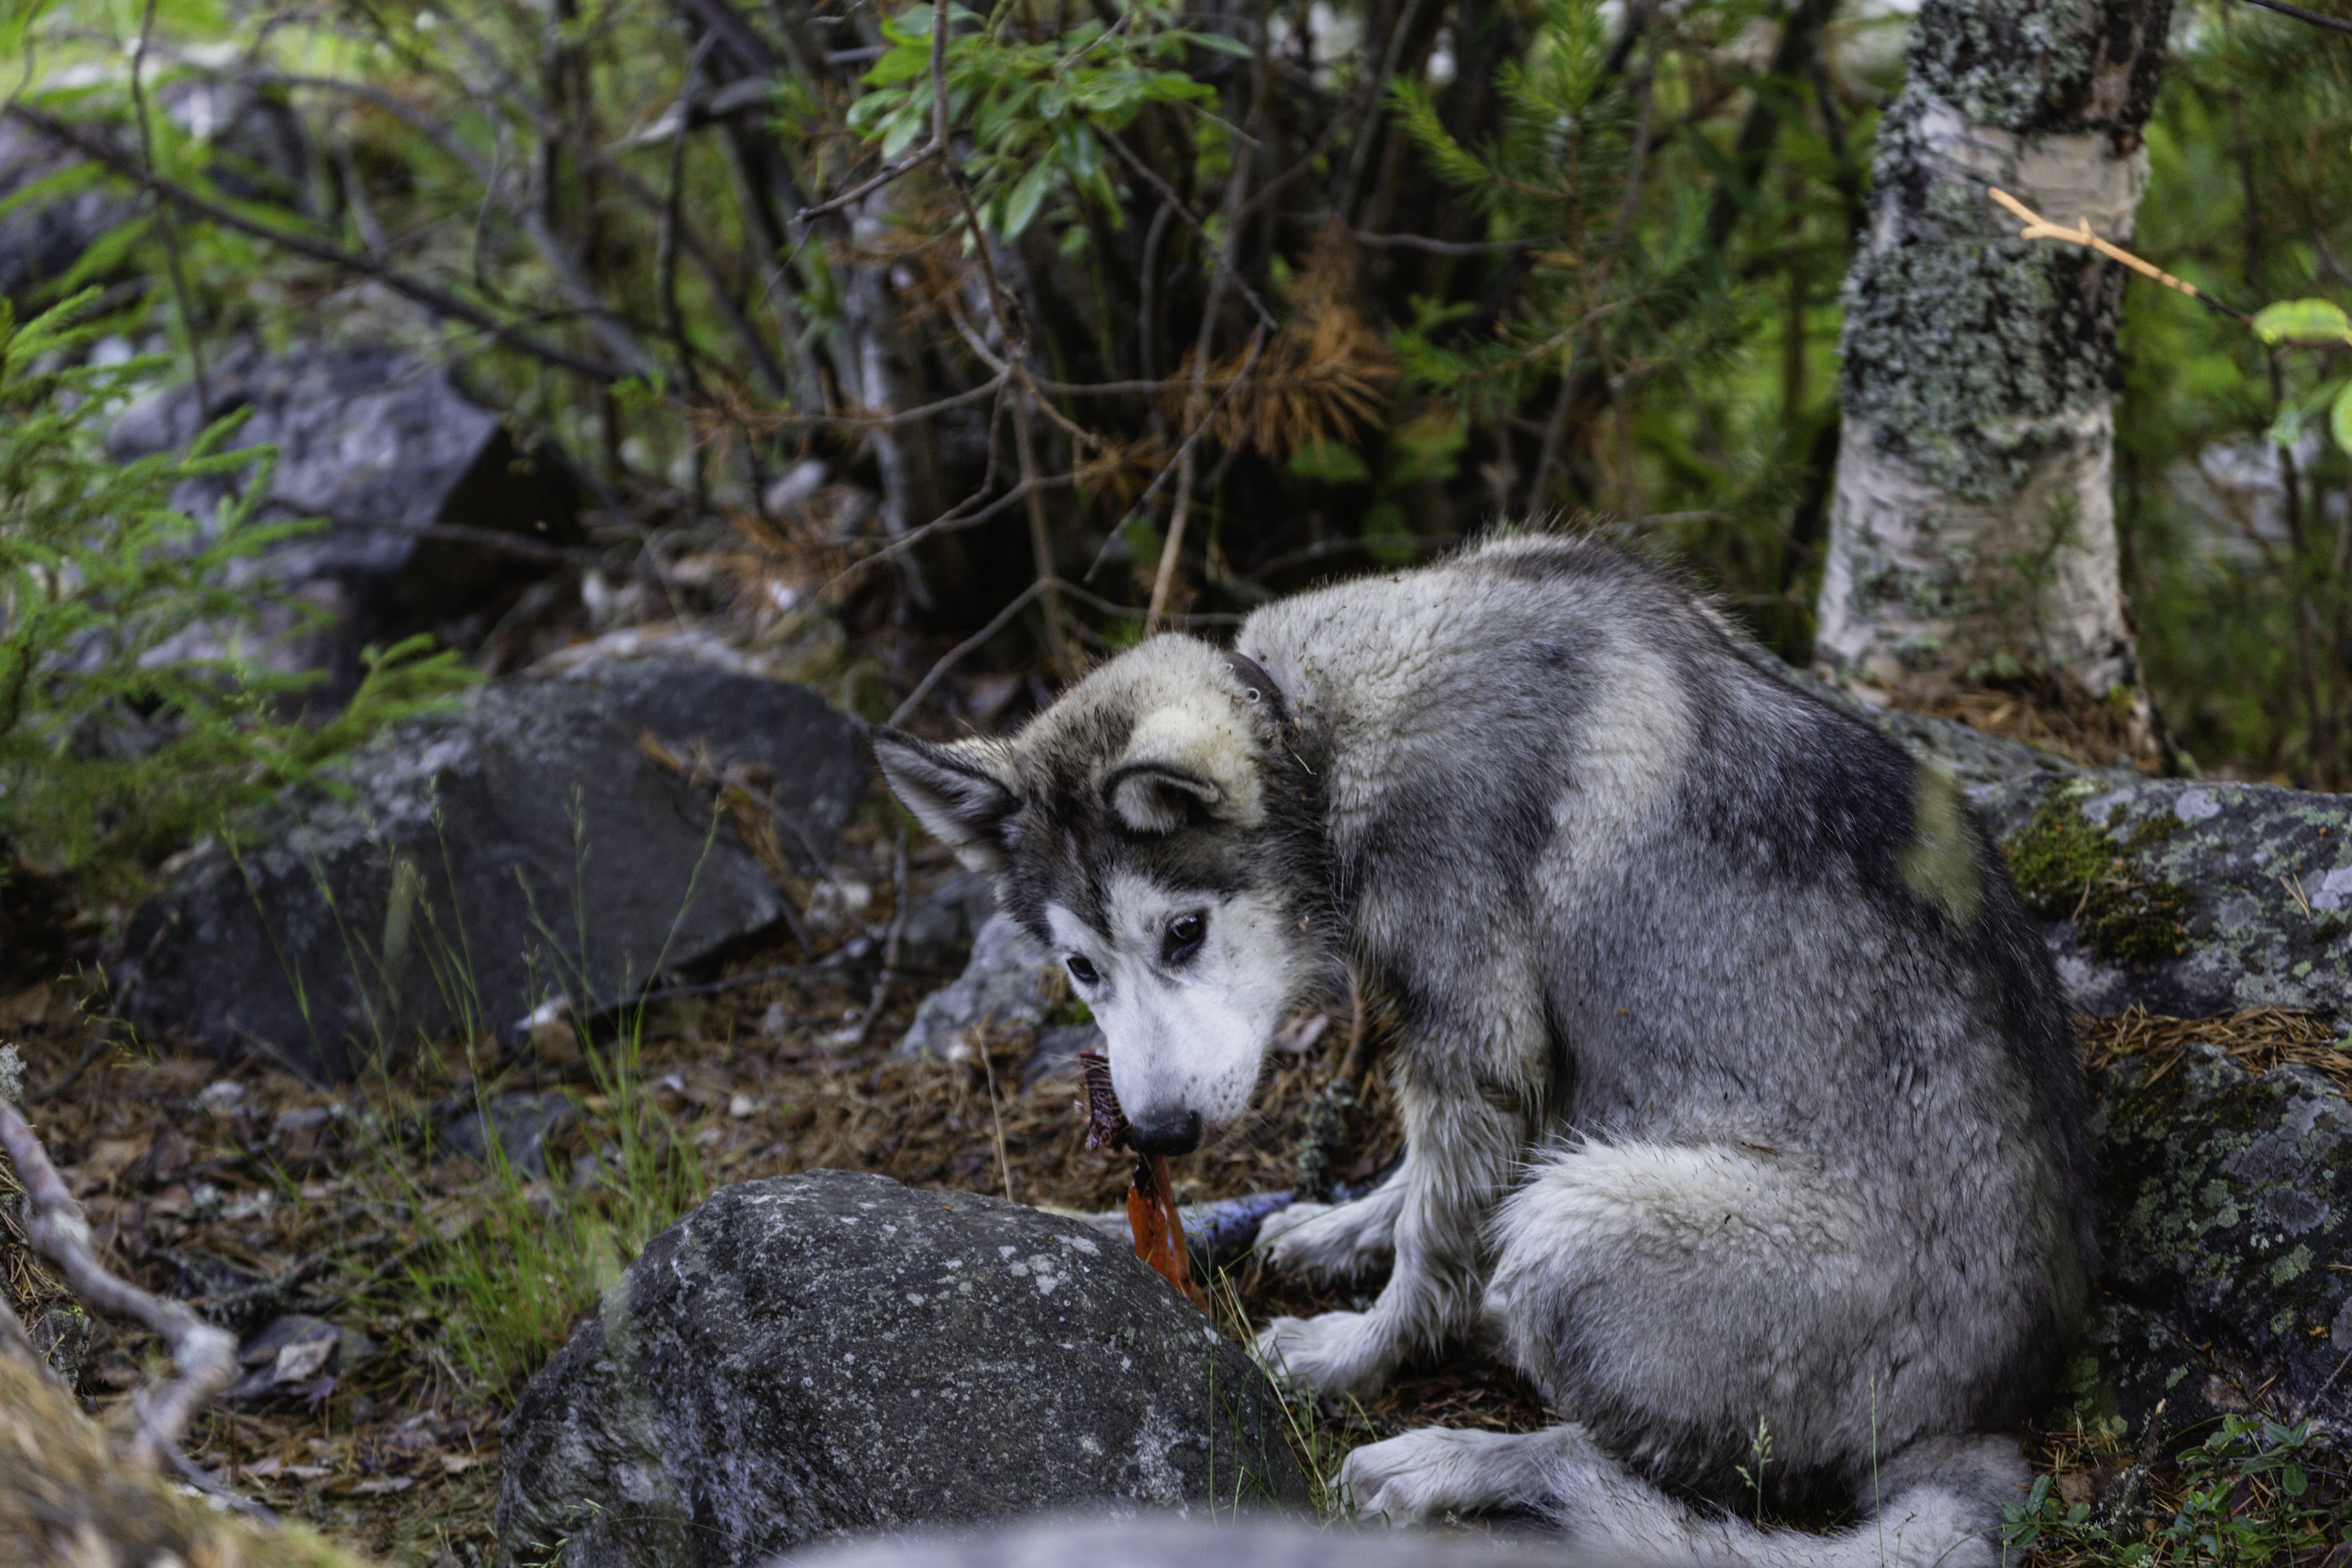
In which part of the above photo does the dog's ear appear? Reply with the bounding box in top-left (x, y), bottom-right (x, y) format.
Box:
top-left (1102, 704), bottom-right (1261, 834)
top-left (873, 730), bottom-right (1019, 876)
top-left (1103, 761), bottom-right (1223, 834)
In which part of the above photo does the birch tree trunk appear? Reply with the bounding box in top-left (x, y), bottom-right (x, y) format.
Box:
top-left (1814, 0), bottom-right (2173, 721)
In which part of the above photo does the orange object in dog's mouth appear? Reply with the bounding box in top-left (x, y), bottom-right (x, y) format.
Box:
top-left (1078, 1049), bottom-right (1209, 1314)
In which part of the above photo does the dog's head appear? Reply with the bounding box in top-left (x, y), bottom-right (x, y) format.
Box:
top-left (874, 636), bottom-right (1330, 1155)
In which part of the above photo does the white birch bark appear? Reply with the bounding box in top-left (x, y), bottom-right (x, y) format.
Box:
top-left (1815, 0), bottom-right (2172, 708)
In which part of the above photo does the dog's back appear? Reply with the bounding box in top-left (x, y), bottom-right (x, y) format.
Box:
top-left (1240, 534), bottom-right (2092, 1489)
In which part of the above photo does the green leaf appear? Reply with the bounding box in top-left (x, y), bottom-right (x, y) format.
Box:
top-left (1000, 159), bottom-right (1055, 238)
top-left (2252, 298), bottom-right (2352, 347)
top-left (1363, 501), bottom-right (1418, 566)
top-left (1181, 30), bottom-right (1256, 56)
top-left (864, 45), bottom-right (933, 86)
top-left (1391, 412), bottom-right (1468, 486)
top-left (2265, 400), bottom-right (2307, 450)
top-left (2334, 380), bottom-right (2352, 456)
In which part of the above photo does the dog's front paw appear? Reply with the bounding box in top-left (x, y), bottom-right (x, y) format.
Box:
top-left (1253, 1310), bottom-right (1391, 1400)
top-left (1344, 1425), bottom-right (1600, 1525)
top-left (1344, 1427), bottom-right (1508, 1524)
top-left (1258, 1199), bottom-right (1394, 1283)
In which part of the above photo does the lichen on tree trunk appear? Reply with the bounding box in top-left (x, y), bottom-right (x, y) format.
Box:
top-left (1815, 0), bottom-right (2173, 713)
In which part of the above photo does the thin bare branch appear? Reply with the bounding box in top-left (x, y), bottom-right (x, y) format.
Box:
top-left (1351, 230), bottom-right (1554, 254)
top-left (1103, 130), bottom-right (1279, 331)
top-left (2233, 0), bottom-right (2352, 36)
top-left (751, 368), bottom-right (1013, 430)
top-left (1083, 324), bottom-right (1268, 585)
top-left (0, 1096), bottom-right (238, 1466)
top-left (1989, 186), bottom-right (2252, 323)
top-left (888, 577), bottom-right (1051, 726)
top-left (5, 104), bottom-right (631, 382)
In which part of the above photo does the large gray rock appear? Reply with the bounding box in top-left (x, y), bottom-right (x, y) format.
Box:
top-left (496, 1171), bottom-right (1308, 1568)
top-left (115, 658), bottom-right (863, 1079)
top-left (893, 870), bottom-right (998, 984)
top-left (1968, 771), bottom-right (2352, 1020)
top-left (109, 343), bottom-right (582, 703)
top-left (2089, 1041), bottom-right (2352, 1443)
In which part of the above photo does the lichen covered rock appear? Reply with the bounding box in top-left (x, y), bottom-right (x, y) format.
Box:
top-left (1971, 771), bottom-right (2352, 1018)
top-left (496, 1170), bottom-right (1307, 1568)
top-left (2088, 1042), bottom-right (2352, 1440)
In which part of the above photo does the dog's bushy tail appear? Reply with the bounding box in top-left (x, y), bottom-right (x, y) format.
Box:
top-left (1544, 1433), bottom-right (2028, 1568)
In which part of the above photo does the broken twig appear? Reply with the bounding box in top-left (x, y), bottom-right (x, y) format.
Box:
top-left (1990, 187), bottom-right (2252, 324)
top-left (0, 1095), bottom-right (238, 1466)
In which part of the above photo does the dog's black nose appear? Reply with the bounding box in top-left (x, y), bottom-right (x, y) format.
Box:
top-left (1127, 1109), bottom-right (1203, 1156)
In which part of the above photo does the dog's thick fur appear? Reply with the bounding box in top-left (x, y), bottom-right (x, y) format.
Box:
top-left (875, 536), bottom-right (2093, 1567)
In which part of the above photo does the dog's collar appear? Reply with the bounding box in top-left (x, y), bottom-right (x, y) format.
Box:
top-left (1223, 649), bottom-right (1293, 729)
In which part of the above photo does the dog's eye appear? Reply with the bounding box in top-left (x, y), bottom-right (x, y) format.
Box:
top-left (1065, 954), bottom-right (1099, 985)
top-left (1164, 912), bottom-right (1206, 963)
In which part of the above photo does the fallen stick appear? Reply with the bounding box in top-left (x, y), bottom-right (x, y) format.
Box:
top-left (0, 1092), bottom-right (238, 1468)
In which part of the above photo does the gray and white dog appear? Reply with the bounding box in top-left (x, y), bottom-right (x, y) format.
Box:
top-left (875, 535), bottom-right (2092, 1568)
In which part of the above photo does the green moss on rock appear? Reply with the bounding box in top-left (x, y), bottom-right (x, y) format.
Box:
top-left (2004, 779), bottom-right (2188, 964)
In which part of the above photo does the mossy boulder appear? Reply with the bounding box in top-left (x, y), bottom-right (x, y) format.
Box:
top-left (1969, 771), bottom-right (2352, 1019)
top-left (1863, 699), bottom-right (2352, 1019)
top-left (2086, 1043), bottom-right (2352, 1439)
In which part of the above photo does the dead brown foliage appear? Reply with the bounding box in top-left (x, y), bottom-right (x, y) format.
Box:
top-left (1908, 676), bottom-right (2160, 773)
top-left (2077, 1004), bottom-right (2351, 1094)
top-left (1175, 228), bottom-right (1396, 460)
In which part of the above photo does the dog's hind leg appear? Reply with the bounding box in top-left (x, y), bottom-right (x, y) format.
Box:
top-left (1348, 1139), bottom-right (2033, 1567)
top-left (1347, 1423), bottom-right (2028, 1568)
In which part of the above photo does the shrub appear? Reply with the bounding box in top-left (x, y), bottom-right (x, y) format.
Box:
top-left (0, 291), bottom-right (470, 897)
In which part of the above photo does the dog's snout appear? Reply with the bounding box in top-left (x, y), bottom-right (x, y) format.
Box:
top-left (1127, 1109), bottom-right (1203, 1156)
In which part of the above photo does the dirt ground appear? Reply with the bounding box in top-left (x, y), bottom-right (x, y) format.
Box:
top-left (0, 833), bottom-right (1530, 1563)
top-left (2, 854), bottom-right (2344, 1564)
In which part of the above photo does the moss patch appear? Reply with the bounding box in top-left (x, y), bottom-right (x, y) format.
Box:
top-left (2005, 780), bottom-right (2189, 964)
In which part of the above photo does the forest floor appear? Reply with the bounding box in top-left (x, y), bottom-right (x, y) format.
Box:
top-left (0, 800), bottom-right (1534, 1565)
top-left (3, 811), bottom-right (2347, 1565)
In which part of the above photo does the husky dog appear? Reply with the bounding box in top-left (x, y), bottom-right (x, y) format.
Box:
top-left (874, 535), bottom-right (2092, 1568)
